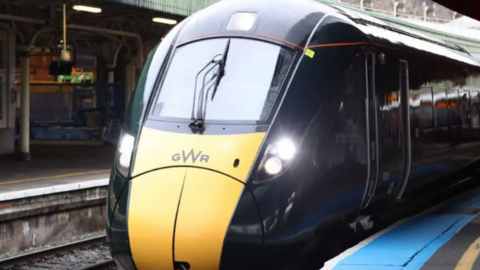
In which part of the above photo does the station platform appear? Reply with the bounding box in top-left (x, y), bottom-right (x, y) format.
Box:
top-left (322, 185), bottom-right (480, 270)
top-left (0, 145), bottom-right (114, 196)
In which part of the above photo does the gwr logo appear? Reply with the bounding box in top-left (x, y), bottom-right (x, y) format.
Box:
top-left (172, 149), bottom-right (210, 163)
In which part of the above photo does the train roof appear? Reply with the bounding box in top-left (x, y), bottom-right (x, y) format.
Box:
top-left (183, 0), bottom-right (480, 67)
top-left (323, 2), bottom-right (480, 67)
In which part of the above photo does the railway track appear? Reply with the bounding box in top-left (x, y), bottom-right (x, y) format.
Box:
top-left (0, 235), bottom-right (117, 270)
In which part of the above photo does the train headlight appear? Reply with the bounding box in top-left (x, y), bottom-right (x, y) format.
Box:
top-left (272, 139), bottom-right (296, 160)
top-left (253, 138), bottom-right (297, 183)
top-left (117, 131), bottom-right (135, 177)
top-left (264, 157), bottom-right (283, 175)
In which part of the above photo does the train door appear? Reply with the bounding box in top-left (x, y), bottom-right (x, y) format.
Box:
top-left (360, 51), bottom-right (379, 208)
top-left (394, 60), bottom-right (412, 199)
top-left (361, 52), bottom-right (412, 208)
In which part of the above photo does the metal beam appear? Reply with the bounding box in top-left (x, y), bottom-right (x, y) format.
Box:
top-left (66, 24), bottom-right (140, 38)
top-left (0, 13), bottom-right (44, 24)
top-left (99, 33), bottom-right (132, 56)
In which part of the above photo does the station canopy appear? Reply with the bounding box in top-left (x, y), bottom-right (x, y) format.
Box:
top-left (103, 0), bottom-right (480, 22)
top-left (104, 0), bottom-right (220, 16)
top-left (0, 0), bottom-right (186, 57)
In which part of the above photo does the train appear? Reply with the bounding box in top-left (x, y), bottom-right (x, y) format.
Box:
top-left (106, 0), bottom-right (480, 269)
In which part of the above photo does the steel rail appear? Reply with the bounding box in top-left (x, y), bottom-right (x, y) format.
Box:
top-left (0, 234), bottom-right (109, 269)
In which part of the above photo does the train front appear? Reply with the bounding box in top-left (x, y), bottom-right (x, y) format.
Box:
top-left (106, 3), bottom-right (298, 270)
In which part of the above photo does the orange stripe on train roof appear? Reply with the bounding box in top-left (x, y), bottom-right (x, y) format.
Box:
top-left (177, 31), bottom-right (374, 51)
top-left (307, 42), bottom-right (371, 48)
top-left (179, 31), bottom-right (219, 43)
top-left (176, 31), bottom-right (394, 53)
top-left (254, 33), bottom-right (304, 49)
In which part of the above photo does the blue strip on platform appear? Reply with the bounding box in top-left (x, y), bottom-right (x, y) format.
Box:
top-left (402, 215), bottom-right (475, 270)
top-left (332, 214), bottom-right (475, 270)
top-left (324, 185), bottom-right (480, 270)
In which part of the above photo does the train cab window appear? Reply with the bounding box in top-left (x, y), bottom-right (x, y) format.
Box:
top-left (126, 22), bottom-right (183, 128)
top-left (126, 43), bottom-right (159, 125)
top-left (151, 38), bottom-right (293, 122)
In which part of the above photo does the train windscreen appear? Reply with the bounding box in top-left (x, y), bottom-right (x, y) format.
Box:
top-left (151, 38), bottom-right (293, 122)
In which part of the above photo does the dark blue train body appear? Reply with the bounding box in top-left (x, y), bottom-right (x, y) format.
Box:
top-left (106, 0), bottom-right (480, 269)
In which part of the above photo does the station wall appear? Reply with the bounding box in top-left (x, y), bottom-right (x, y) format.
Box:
top-left (0, 30), bottom-right (17, 155)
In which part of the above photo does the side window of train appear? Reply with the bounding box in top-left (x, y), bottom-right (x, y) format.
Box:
top-left (375, 53), bottom-right (401, 149)
top-left (471, 91), bottom-right (480, 129)
top-left (433, 87), bottom-right (447, 128)
top-left (447, 89), bottom-right (460, 126)
top-left (433, 87), bottom-right (448, 142)
top-left (459, 90), bottom-right (471, 127)
top-left (409, 87), bottom-right (433, 142)
top-left (447, 89), bottom-right (461, 143)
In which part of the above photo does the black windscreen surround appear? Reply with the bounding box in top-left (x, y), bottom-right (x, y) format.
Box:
top-left (150, 38), bottom-right (293, 123)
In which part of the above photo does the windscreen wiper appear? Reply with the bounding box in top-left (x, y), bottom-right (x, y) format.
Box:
top-left (188, 58), bottom-right (220, 132)
top-left (189, 39), bottom-right (230, 132)
top-left (209, 39), bottom-right (230, 102)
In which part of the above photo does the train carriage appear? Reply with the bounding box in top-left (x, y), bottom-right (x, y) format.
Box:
top-left (106, 0), bottom-right (480, 269)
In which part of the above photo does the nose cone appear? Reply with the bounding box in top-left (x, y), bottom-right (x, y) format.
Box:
top-left (128, 168), bottom-right (186, 270)
top-left (127, 168), bottom-right (263, 270)
top-left (174, 169), bottom-right (246, 269)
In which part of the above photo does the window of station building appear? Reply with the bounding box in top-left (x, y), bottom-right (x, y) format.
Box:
top-left (0, 38), bottom-right (4, 123)
top-left (0, 76), bottom-right (2, 122)
top-left (0, 41), bottom-right (4, 70)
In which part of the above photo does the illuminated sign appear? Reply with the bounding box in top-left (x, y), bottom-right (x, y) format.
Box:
top-left (58, 72), bottom-right (94, 83)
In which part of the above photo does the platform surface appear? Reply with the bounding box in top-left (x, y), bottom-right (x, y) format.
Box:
top-left (322, 185), bottom-right (480, 270)
top-left (0, 145), bottom-right (114, 196)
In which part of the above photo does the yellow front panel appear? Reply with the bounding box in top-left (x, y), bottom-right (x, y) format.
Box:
top-left (174, 169), bottom-right (244, 269)
top-left (133, 127), bottom-right (266, 181)
top-left (128, 168), bottom-right (187, 270)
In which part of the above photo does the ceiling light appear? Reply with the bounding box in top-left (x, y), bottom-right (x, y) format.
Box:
top-left (153, 17), bottom-right (177, 25)
top-left (73, 5), bottom-right (102, 13)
